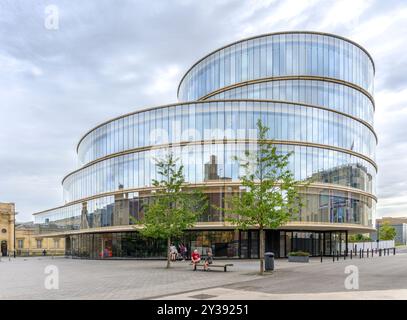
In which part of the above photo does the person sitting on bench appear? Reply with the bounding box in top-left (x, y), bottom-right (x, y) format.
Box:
top-left (204, 248), bottom-right (213, 271)
top-left (191, 249), bottom-right (201, 270)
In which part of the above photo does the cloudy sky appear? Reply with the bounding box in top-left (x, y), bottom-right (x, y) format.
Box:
top-left (0, 0), bottom-right (406, 222)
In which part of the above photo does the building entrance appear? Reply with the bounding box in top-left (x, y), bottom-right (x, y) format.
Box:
top-left (1, 240), bottom-right (7, 256)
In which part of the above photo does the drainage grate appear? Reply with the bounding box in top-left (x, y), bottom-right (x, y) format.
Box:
top-left (189, 293), bottom-right (217, 300)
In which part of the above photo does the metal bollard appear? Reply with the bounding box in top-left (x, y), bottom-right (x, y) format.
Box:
top-left (333, 252), bottom-right (335, 262)
top-left (367, 249), bottom-right (369, 258)
top-left (350, 250), bottom-right (353, 259)
top-left (379, 248), bottom-right (382, 256)
top-left (321, 251), bottom-right (323, 263)
top-left (394, 247), bottom-right (396, 255)
top-left (337, 251), bottom-right (339, 261)
top-left (344, 250), bottom-right (346, 260)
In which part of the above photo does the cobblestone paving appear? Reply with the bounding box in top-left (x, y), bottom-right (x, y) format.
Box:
top-left (0, 257), bottom-right (267, 299)
top-left (160, 252), bottom-right (407, 299)
top-left (1, 252), bottom-right (405, 300)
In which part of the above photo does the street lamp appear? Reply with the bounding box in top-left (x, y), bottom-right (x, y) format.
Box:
top-left (14, 211), bottom-right (18, 258)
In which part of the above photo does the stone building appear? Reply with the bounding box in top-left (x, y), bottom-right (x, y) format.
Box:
top-left (15, 222), bottom-right (65, 256)
top-left (0, 202), bottom-right (15, 256)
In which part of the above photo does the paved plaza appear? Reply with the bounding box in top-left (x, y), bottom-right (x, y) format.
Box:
top-left (1, 251), bottom-right (407, 300)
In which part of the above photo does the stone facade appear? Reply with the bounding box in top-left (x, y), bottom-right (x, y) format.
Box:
top-left (0, 202), bottom-right (15, 256)
top-left (15, 222), bottom-right (65, 256)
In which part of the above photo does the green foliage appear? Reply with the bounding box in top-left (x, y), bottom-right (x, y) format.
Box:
top-left (288, 251), bottom-right (310, 256)
top-left (137, 153), bottom-right (208, 240)
top-left (221, 119), bottom-right (303, 273)
top-left (348, 234), bottom-right (372, 242)
top-left (379, 222), bottom-right (397, 241)
top-left (225, 119), bottom-right (303, 230)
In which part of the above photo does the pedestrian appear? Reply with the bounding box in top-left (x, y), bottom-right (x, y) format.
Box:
top-left (179, 243), bottom-right (187, 261)
top-left (42, 249), bottom-right (47, 256)
top-left (191, 249), bottom-right (201, 270)
top-left (204, 248), bottom-right (213, 271)
top-left (169, 243), bottom-right (178, 261)
top-left (183, 244), bottom-right (188, 261)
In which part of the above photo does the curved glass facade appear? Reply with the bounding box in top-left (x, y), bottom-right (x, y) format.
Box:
top-left (178, 32), bottom-right (374, 101)
top-left (64, 143), bottom-right (376, 203)
top-left (77, 101), bottom-right (376, 166)
top-left (34, 32), bottom-right (377, 252)
top-left (204, 79), bottom-right (374, 125)
top-left (36, 188), bottom-right (374, 230)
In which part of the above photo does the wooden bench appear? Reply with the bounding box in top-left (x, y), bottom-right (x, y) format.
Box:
top-left (193, 262), bottom-right (234, 272)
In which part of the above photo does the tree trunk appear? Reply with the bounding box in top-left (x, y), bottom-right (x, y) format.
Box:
top-left (167, 237), bottom-right (171, 269)
top-left (259, 227), bottom-right (264, 275)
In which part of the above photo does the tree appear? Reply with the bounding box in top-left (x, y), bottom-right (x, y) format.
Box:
top-left (137, 153), bottom-right (208, 268)
top-left (224, 119), bottom-right (303, 274)
top-left (379, 222), bottom-right (396, 241)
top-left (348, 234), bottom-right (371, 242)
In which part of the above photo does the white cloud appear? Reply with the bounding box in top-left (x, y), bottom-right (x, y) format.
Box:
top-left (145, 65), bottom-right (181, 95)
top-left (318, 0), bottom-right (374, 30)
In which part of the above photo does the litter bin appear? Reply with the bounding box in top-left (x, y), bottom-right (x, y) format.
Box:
top-left (264, 252), bottom-right (274, 271)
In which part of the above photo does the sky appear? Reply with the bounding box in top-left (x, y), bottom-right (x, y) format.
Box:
top-left (0, 0), bottom-right (406, 222)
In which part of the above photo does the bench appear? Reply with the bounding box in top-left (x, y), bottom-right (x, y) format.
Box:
top-left (193, 262), bottom-right (234, 272)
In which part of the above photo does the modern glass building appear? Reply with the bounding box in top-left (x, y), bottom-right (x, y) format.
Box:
top-left (34, 31), bottom-right (377, 259)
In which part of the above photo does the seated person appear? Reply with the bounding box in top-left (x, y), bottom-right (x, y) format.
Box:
top-left (204, 248), bottom-right (213, 271)
top-left (191, 249), bottom-right (201, 270)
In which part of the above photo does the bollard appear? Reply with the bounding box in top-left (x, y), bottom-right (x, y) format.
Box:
top-left (379, 249), bottom-right (382, 256)
top-left (360, 249), bottom-right (362, 258)
top-left (367, 249), bottom-right (369, 258)
top-left (333, 252), bottom-right (335, 262)
top-left (362, 249), bottom-right (364, 258)
top-left (344, 250), bottom-right (346, 260)
top-left (350, 250), bottom-right (353, 259)
top-left (394, 247), bottom-right (396, 255)
top-left (321, 251), bottom-right (323, 263)
top-left (337, 251), bottom-right (339, 261)
top-left (384, 248), bottom-right (386, 256)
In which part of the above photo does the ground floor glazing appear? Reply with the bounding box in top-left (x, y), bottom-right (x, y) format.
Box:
top-left (65, 229), bottom-right (348, 259)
